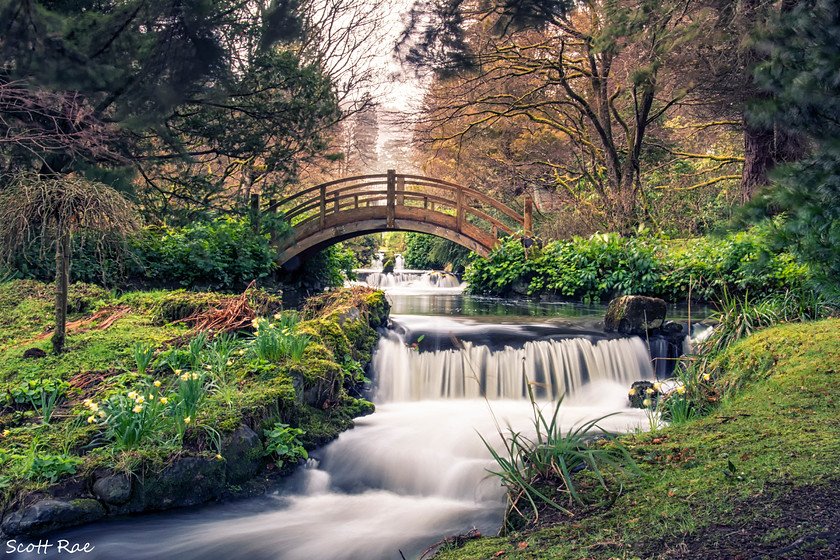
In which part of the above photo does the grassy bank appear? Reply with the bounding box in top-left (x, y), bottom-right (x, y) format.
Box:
top-left (0, 280), bottom-right (387, 535)
top-left (434, 319), bottom-right (840, 559)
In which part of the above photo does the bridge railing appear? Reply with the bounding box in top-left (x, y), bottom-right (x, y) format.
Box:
top-left (265, 171), bottom-right (532, 240)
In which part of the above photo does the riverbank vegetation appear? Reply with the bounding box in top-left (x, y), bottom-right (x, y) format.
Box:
top-left (434, 318), bottom-right (840, 559)
top-left (0, 281), bottom-right (387, 536)
top-left (464, 222), bottom-right (809, 304)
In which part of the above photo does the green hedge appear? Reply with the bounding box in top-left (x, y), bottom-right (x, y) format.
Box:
top-left (465, 222), bottom-right (808, 302)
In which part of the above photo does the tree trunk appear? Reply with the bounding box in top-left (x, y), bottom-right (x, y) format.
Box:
top-left (739, 122), bottom-right (774, 204)
top-left (52, 233), bottom-right (70, 354)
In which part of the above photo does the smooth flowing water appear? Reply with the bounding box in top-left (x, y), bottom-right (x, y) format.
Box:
top-left (10, 272), bottom-right (707, 560)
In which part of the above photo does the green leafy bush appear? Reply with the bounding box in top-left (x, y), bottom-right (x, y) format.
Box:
top-left (263, 422), bottom-right (308, 467)
top-left (135, 217), bottom-right (276, 290)
top-left (465, 224), bottom-right (808, 302)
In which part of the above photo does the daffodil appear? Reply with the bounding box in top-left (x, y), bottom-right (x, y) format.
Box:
top-left (226, 360), bottom-right (233, 366)
top-left (87, 416), bottom-right (96, 423)
top-left (174, 369), bottom-right (182, 375)
top-left (89, 402), bottom-right (99, 412)
top-left (273, 313), bottom-right (282, 320)
top-left (135, 396), bottom-right (145, 404)
top-left (133, 405), bottom-right (143, 413)
top-left (238, 349), bottom-right (245, 355)
top-left (127, 391), bottom-right (138, 400)
top-left (154, 380), bottom-right (162, 387)
top-left (628, 388), bottom-right (637, 396)
top-left (646, 387), bottom-right (655, 394)
top-left (83, 398), bottom-right (93, 408)
top-left (703, 373), bottom-right (711, 381)
top-left (184, 416), bottom-right (191, 424)
top-left (160, 397), bottom-right (168, 404)
top-left (643, 398), bottom-right (651, 407)
top-left (98, 410), bottom-right (106, 418)
top-left (205, 365), bottom-right (212, 371)
top-left (2, 429), bottom-right (10, 437)
top-left (216, 454), bottom-right (223, 460)
top-left (677, 386), bottom-right (686, 394)
top-left (653, 382), bottom-right (662, 391)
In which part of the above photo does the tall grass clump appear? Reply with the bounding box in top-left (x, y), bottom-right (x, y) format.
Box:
top-left (481, 381), bottom-right (643, 531)
top-left (249, 315), bottom-right (310, 363)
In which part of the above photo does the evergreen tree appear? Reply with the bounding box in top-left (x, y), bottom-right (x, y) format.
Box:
top-left (752, 0), bottom-right (840, 298)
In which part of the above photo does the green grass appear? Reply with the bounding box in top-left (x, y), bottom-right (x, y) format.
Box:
top-left (435, 318), bottom-right (840, 559)
top-left (0, 280), bottom-right (383, 511)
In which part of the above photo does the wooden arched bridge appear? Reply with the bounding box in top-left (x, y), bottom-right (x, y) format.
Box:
top-left (257, 170), bottom-right (533, 269)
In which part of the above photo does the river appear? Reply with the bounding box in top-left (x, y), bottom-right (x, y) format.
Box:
top-left (9, 270), bottom-right (710, 560)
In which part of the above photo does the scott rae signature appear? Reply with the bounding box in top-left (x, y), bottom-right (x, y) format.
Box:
top-left (5, 540), bottom-right (94, 555)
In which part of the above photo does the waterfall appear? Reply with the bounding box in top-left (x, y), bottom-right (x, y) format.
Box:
top-left (373, 324), bottom-right (654, 402)
top-left (355, 270), bottom-right (463, 289)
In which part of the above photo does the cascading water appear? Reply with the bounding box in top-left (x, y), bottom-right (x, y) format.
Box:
top-left (11, 279), bottom-right (683, 560)
top-left (354, 269), bottom-right (464, 290)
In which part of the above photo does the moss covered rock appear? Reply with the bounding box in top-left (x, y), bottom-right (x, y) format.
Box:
top-left (604, 295), bottom-right (667, 335)
top-left (1, 499), bottom-right (105, 537)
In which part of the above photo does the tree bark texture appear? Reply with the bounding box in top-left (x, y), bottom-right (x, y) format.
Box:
top-left (52, 233), bottom-right (70, 354)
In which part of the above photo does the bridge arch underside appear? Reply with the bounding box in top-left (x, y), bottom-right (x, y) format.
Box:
top-left (278, 209), bottom-right (497, 270)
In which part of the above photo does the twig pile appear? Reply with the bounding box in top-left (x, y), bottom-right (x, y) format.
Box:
top-left (14, 305), bottom-right (131, 347)
top-left (182, 282), bottom-right (259, 334)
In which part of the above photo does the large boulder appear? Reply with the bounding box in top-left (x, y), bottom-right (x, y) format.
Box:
top-left (604, 295), bottom-right (667, 335)
top-left (1, 499), bottom-right (105, 537)
top-left (220, 425), bottom-right (265, 485)
top-left (92, 474), bottom-right (132, 506)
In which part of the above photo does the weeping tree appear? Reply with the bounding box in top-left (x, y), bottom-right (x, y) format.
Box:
top-left (0, 174), bottom-right (140, 353)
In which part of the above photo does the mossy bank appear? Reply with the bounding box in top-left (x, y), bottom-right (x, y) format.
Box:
top-left (433, 318), bottom-right (840, 560)
top-left (0, 281), bottom-right (389, 538)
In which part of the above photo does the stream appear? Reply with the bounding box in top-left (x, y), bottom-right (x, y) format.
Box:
top-left (9, 270), bottom-right (711, 560)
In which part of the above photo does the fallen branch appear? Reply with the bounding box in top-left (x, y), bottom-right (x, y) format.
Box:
top-left (418, 527), bottom-right (482, 559)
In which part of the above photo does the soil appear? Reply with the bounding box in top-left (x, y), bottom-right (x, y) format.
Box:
top-left (659, 480), bottom-right (840, 560)
top-left (519, 479), bottom-right (840, 560)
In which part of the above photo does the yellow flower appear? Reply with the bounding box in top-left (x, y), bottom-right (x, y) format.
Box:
top-left (89, 402), bottom-right (99, 412)
top-left (251, 319), bottom-right (260, 328)
top-left (2, 429), bottom-right (10, 437)
top-left (226, 360), bottom-right (233, 366)
top-left (160, 397), bottom-right (168, 404)
top-left (643, 399), bottom-right (651, 407)
top-left (273, 313), bottom-right (282, 320)
top-left (98, 410), bottom-right (106, 418)
top-left (127, 391), bottom-right (138, 400)
top-left (180, 372), bottom-right (190, 381)
top-left (133, 405), bottom-right (143, 413)
top-left (703, 373), bottom-right (711, 381)
top-left (677, 386), bottom-right (686, 394)
top-left (238, 349), bottom-right (245, 355)
top-left (653, 382), bottom-right (662, 391)
top-left (646, 387), bottom-right (655, 394)
top-left (174, 369), bottom-right (182, 375)
top-left (87, 416), bottom-right (96, 424)
top-left (216, 454), bottom-right (223, 460)
top-left (205, 365), bottom-right (212, 371)
top-left (154, 380), bottom-right (162, 387)
top-left (83, 398), bottom-right (93, 408)
top-left (184, 416), bottom-right (191, 424)
top-left (135, 396), bottom-right (145, 404)
top-left (628, 388), bottom-right (637, 396)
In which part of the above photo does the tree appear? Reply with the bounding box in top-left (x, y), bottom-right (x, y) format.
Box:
top-left (405, 0), bottom-right (727, 233)
top-left (0, 173), bottom-right (140, 352)
top-left (750, 0), bottom-right (840, 298)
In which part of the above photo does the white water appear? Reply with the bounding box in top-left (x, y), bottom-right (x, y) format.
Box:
top-left (10, 285), bottom-right (659, 560)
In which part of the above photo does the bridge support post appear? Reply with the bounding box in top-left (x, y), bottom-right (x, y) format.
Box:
top-left (319, 184), bottom-right (327, 229)
top-left (386, 169), bottom-right (396, 228)
top-left (456, 187), bottom-right (464, 233)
